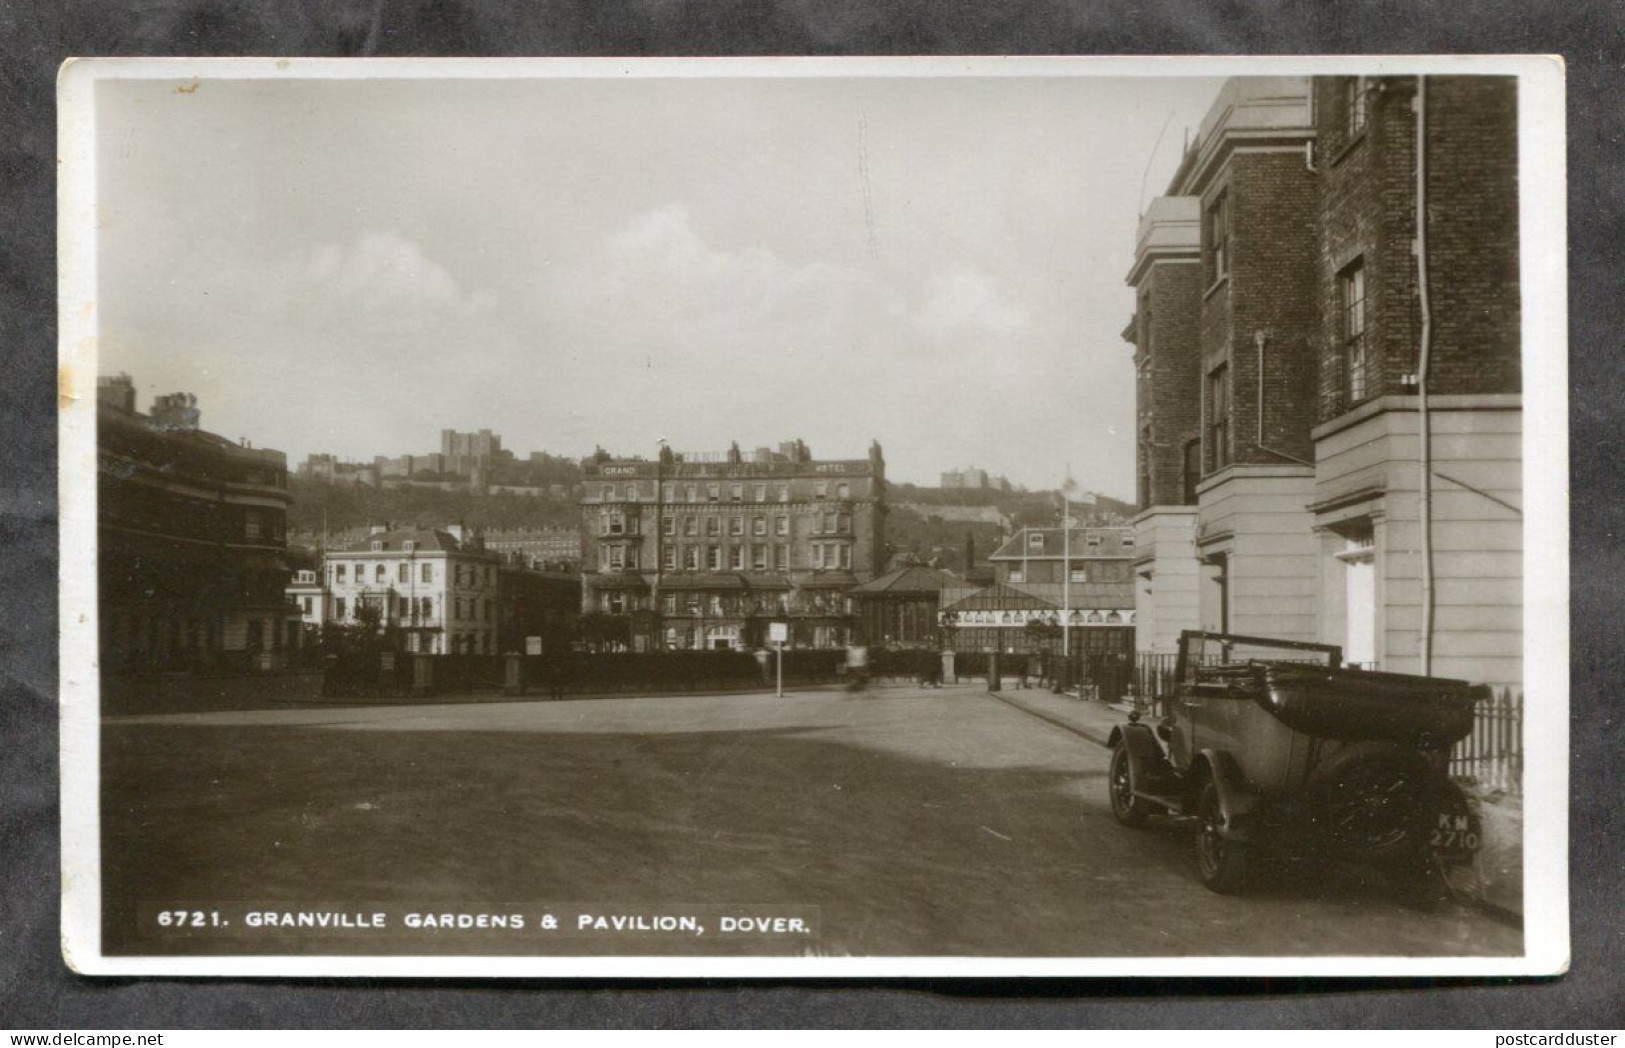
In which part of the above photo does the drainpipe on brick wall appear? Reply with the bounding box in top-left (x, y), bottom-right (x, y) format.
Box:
top-left (1415, 75), bottom-right (1436, 676)
top-left (1253, 332), bottom-right (1315, 468)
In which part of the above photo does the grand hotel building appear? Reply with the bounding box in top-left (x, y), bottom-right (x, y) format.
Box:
top-left (579, 440), bottom-right (886, 651)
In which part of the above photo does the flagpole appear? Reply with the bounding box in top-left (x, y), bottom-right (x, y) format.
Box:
top-left (1062, 494), bottom-right (1071, 668)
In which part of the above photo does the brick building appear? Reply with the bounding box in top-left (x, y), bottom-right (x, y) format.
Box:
top-left (579, 439), bottom-right (887, 651)
top-left (482, 526), bottom-right (583, 572)
top-left (1125, 75), bottom-right (1521, 694)
top-left (98, 376), bottom-right (300, 677)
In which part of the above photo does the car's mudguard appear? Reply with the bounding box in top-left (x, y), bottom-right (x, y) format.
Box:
top-left (1107, 721), bottom-right (1166, 772)
top-left (1195, 748), bottom-right (1261, 842)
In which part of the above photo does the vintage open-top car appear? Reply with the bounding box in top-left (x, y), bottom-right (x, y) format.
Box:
top-left (1108, 631), bottom-right (1486, 895)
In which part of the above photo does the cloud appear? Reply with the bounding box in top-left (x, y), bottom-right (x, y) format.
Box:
top-left (911, 268), bottom-right (1032, 339)
top-left (294, 230), bottom-right (499, 320)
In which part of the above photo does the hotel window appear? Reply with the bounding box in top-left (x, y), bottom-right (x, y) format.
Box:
top-left (708, 483), bottom-right (720, 502)
top-left (707, 546), bottom-right (721, 570)
top-left (398, 563), bottom-right (409, 583)
top-left (603, 484), bottom-right (615, 501)
top-left (814, 482), bottom-right (828, 500)
top-left (607, 592), bottom-right (625, 615)
top-left (730, 545), bottom-right (745, 570)
top-left (421, 563), bottom-right (432, 583)
top-left (753, 516), bottom-right (767, 537)
top-left (1207, 362), bottom-right (1232, 470)
top-left (775, 544), bottom-right (788, 570)
top-left (1009, 570), bottom-right (1024, 583)
top-left (824, 512), bottom-right (836, 533)
top-left (625, 547), bottom-right (639, 570)
top-left (686, 484), bottom-right (698, 503)
top-left (1345, 76), bottom-right (1369, 139)
top-left (375, 563), bottom-right (387, 582)
top-left (402, 540), bottom-right (416, 553)
top-left (840, 544), bottom-right (851, 570)
top-left (662, 594), bottom-right (677, 615)
top-left (730, 516), bottom-right (744, 536)
top-left (1340, 257), bottom-right (1369, 405)
top-left (664, 485), bottom-right (677, 503)
top-left (683, 516), bottom-right (698, 537)
top-left (709, 595), bottom-right (724, 617)
top-left (775, 516), bottom-right (789, 537)
top-left (731, 483), bottom-right (743, 501)
top-left (836, 482), bottom-right (850, 499)
top-left (1207, 191), bottom-right (1229, 284)
top-left (367, 537), bottom-right (382, 552)
top-left (753, 545), bottom-right (768, 570)
top-left (755, 484), bottom-right (767, 501)
top-left (778, 484), bottom-right (789, 503)
top-left (685, 594), bottom-right (701, 616)
top-left (813, 544), bottom-right (825, 569)
top-left (335, 564), bottom-right (347, 582)
top-left (1028, 533), bottom-right (1045, 552)
top-left (1071, 567), bottom-right (1089, 582)
top-left (663, 516), bottom-right (676, 536)
top-left (609, 513), bottom-right (625, 536)
top-left (837, 514), bottom-right (850, 534)
top-left (706, 516), bottom-right (721, 537)
top-left (684, 546), bottom-right (700, 571)
top-left (662, 546), bottom-right (676, 570)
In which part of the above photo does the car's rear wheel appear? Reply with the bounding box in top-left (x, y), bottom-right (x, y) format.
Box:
top-left (1108, 744), bottom-right (1154, 828)
top-left (1308, 743), bottom-right (1435, 861)
top-left (1194, 781), bottom-right (1253, 893)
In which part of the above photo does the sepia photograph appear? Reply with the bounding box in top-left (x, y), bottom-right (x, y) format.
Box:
top-left (56, 56), bottom-right (1568, 978)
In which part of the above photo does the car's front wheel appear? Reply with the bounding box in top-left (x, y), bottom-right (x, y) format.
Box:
top-left (1108, 744), bottom-right (1155, 828)
top-left (1194, 781), bottom-right (1254, 893)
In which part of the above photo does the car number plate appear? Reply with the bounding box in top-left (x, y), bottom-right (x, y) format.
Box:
top-left (1429, 811), bottom-right (1483, 855)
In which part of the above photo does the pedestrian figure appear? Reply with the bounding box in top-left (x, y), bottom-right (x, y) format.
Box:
top-left (845, 644), bottom-right (869, 693)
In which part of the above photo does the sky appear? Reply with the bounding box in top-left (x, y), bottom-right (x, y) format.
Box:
top-left (95, 70), bottom-right (1222, 497)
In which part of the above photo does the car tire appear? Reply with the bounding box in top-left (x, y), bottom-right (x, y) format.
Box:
top-left (1108, 744), bottom-right (1156, 828)
top-left (1194, 780), bottom-right (1253, 894)
top-left (1305, 741), bottom-right (1436, 862)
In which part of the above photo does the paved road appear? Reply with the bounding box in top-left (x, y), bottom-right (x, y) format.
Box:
top-left (103, 684), bottom-right (1520, 957)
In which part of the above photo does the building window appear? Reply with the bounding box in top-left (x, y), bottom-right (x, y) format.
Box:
top-left (1207, 362), bottom-right (1231, 471)
top-left (775, 544), bottom-right (788, 570)
top-left (1207, 192), bottom-right (1229, 284)
top-left (684, 593), bottom-right (701, 616)
top-left (335, 597), bottom-right (346, 619)
top-left (1071, 568), bottom-right (1089, 582)
top-left (683, 517), bottom-right (698, 537)
top-left (684, 546), bottom-right (700, 571)
top-left (663, 516), bottom-right (676, 536)
top-left (335, 564), bottom-right (347, 582)
top-left (686, 485), bottom-right (697, 503)
top-left (607, 592), bottom-right (625, 615)
top-left (602, 484), bottom-right (615, 501)
top-left (753, 545), bottom-right (768, 571)
top-left (1345, 76), bottom-right (1369, 139)
top-left (609, 513), bottom-right (625, 535)
top-left (837, 514), bottom-right (850, 535)
top-left (1182, 439), bottom-right (1201, 503)
top-left (836, 482), bottom-right (850, 499)
top-left (1009, 570), bottom-right (1024, 583)
top-left (1086, 534), bottom-right (1102, 548)
top-left (840, 544), bottom-right (851, 570)
top-left (755, 484), bottom-right (767, 502)
top-left (814, 482), bottom-right (828, 500)
top-left (708, 483), bottom-right (720, 502)
top-left (775, 516), bottom-right (789, 537)
top-left (662, 546), bottom-right (676, 570)
top-left (753, 516), bottom-right (767, 537)
top-left (728, 515), bottom-right (743, 536)
top-left (778, 484), bottom-right (789, 503)
top-left (662, 594), bottom-right (677, 615)
top-left (421, 563), bottom-right (432, 583)
top-left (1340, 257), bottom-right (1369, 405)
top-left (302, 597), bottom-right (313, 615)
top-left (398, 563), bottom-right (409, 583)
top-left (375, 563), bottom-right (387, 582)
top-left (1028, 532), bottom-right (1045, 552)
top-left (704, 516), bottom-right (719, 537)
top-left (707, 546), bottom-right (721, 571)
top-left (823, 512), bottom-right (836, 534)
top-left (730, 483), bottom-right (743, 501)
top-left (726, 545), bottom-right (740, 570)
top-left (608, 546), bottom-right (625, 570)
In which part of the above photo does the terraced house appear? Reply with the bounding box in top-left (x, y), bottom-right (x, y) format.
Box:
top-left (579, 439), bottom-right (886, 651)
top-left (1125, 75), bottom-right (1521, 696)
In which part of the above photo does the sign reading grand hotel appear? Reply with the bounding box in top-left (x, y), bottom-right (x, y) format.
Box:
top-left (57, 56), bottom-right (1568, 979)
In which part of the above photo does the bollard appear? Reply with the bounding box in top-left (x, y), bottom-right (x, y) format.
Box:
top-left (504, 652), bottom-right (523, 696)
top-left (411, 653), bottom-right (434, 697)
top-left (988, 652), bottom-right (1001, 692)
top-left (940, 650), bottom-right (955, 686)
